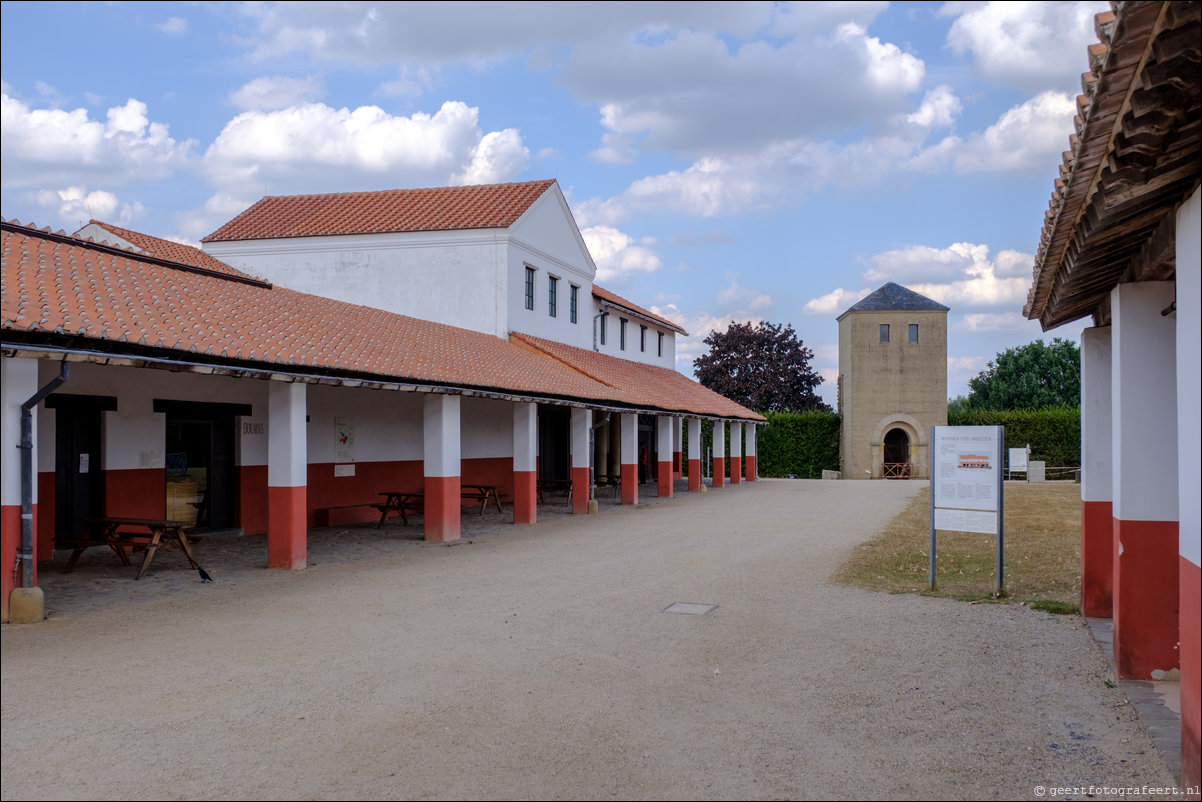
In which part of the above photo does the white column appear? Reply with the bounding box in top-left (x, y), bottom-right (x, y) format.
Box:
top-left (746, 423), bottom-right (758, 480)
top-left (1111, 281), bottom-right (1177, 679)
top-left (656, 415), bottom-right (673, 497)
top-left (729, 420), bottom-right (742, 484)
top-left (1081, 326), bottom-right (1113, 616)
top-left (423, 394), bottom-right (461, 541)
top-left (570, 407), bottom-right (591, 514)
top-left (620, 412), bottom-right (638, 504)
top-left (712, 420), bottom-right (725, 487)
top-left (512, 402), bottom-right (537, 524)
top-left (687, 417), bottom-right (702, 492)
top-left (267, 382), bottom-right (307, 569)
top-left (1178, 188), bottom-right (1201, 571)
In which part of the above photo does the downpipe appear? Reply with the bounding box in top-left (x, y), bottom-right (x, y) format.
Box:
top-left (16, 362), bottom-right (69, 589)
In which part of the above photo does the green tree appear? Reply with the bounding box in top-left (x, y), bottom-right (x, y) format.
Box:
top-left (967, 338), bottom-right (1080, 410)
top-left (693, 320), bottom-right (828, 412)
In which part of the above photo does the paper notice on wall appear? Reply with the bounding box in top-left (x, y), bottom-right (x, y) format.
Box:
top-left (335, 417), bottom-right (354, 463)
top-left (79, 453), bottom-right (89, 474)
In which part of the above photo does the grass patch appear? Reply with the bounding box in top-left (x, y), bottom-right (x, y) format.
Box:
top-left (831, 481), bottom-right (1081, 612)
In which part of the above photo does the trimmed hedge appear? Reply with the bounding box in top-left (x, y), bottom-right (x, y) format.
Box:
top-left (948, 407), bottom-right (1081, 468)
top-left (755, 410), bottom-right (841, 478)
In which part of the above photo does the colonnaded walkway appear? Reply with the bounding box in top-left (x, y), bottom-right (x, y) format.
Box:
top-left (0, 479), bottom-right (1182, 800)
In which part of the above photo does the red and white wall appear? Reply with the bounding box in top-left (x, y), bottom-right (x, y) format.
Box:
top-left (1176, 187), bottom-right (1200, 787)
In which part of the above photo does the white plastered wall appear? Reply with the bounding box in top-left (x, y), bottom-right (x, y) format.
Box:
top-left (1178, 187), bottom-right (1201, 566)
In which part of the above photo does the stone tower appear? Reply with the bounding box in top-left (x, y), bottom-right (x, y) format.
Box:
top-left (836, 282), bottom-right (948, 479)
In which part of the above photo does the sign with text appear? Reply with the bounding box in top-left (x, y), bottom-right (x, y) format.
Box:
top-left (930, 425), bottom-right (1005, 594)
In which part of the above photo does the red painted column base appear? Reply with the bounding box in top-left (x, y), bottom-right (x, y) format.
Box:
top-left (712, 458), bottom-right (725, 488)
top-left (621, 463), bottom-right (638, 505)
top-left (571, 466), bottom-right (590, 515)
top-left (730, 457), bottom-right (742, 484)
top-left (424, 476), bottom-right (461, 542)
top-left (1181, 556), bottom-right (1201, 788)
top-left (688, 459), bottom-right (701, 492)
top-left (1112, 517), bottom-right (1178, 679)
top-left (267, 486), bottom-right (307, 570)
top-left (513, 470), bottom-right (536, 525)
top-left (1082, 500), bottom-right (1113, 617)
top-left (746, 456), bottom-right (756, 481)
top-left (657, 461), bottom-right (673, 497)
top-left (2, 503), bottom-right (27, 623)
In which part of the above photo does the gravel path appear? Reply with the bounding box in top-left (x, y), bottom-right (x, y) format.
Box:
top-left (0, 479), bottom-right (1182, 800)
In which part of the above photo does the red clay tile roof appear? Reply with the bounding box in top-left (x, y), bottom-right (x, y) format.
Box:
top-left (202, 179), bottom-right (558, 242)
top-left (2, 220), bottom-right (758, 421)
top-left (510, 332), bottom-right (763, 421)
top-left (593, 285), bottom-right (687, 334)
top-left (79, 220), bottom-right (265, 281)
top-left (1024, 2), bottom-right (1200, 330)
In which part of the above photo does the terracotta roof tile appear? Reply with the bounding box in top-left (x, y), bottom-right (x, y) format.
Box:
top-left (202, 179), bottom-right (558, 242)
top-left (79, 220), bottom-right (265, 281)
top-left (2, 220), bottom-right (757, 421)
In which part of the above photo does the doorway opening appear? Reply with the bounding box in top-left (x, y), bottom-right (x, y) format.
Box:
top-left (882, 428), bottom-right (912, 479)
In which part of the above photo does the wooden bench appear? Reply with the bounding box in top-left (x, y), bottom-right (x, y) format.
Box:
top-left (536, 478), bottom-right (573, 506)
top-left (461, 484), bottom-right (504, 516)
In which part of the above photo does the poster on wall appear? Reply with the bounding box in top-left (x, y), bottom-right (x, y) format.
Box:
top-left (929, 425), bottom-right (1005, 593)
top-left (335, 417), bottom-right (355, 463)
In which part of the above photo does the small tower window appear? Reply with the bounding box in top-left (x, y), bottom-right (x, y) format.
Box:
top-left (908, 323), bottom-right (918, 343)
top-left (879, 324), bottom-right (890, 343)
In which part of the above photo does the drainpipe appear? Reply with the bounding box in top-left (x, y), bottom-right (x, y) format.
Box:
top-left (17, 362), bottom-right (69, 589)
top-left (592, 303), bottom-right (610, 352)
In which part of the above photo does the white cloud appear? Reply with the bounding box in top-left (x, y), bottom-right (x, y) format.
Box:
top-left (954, 91), bottom-right (1077, 173)
top-left (867, 242), bottom-right (1033, 308)
top-left (907, 85), bottom-right (962, 129)
top-left (156, 16), bottom-right (188, 35)
top-left (0, 93), bottom-right (193, 188)
top-left (944, 1), bottom-right (1110, 93)
top-left (954, 312), bottom-right (1031, 333)
top-left (804, 287), bottom-right (871, 316)
top-left (201, 100), bottom-right (528, 203)
top-left (33, 186), bottom-right (144, 227)
top-left (228, 76), bottom-right (323, 111)
top-left (581, 225), bottom-right (663, 283)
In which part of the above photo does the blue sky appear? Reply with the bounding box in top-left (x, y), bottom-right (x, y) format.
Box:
top-left (0, 1), bottom-right (1108, 407)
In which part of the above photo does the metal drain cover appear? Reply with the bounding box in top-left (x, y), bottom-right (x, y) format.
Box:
top-left (661, 602), bottom-right (717, 615)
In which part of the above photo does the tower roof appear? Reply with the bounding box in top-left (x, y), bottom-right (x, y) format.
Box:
top-left (838, 282), bottom-right (948, 318)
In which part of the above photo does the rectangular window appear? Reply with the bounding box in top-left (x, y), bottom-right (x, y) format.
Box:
top-left (548, 275), bottom-right (558, 317)
top-left (640, 325), bottom-right (647, 352)
top-left (879, 324), bottom-right (890, 343)
top-left (908, 323), bottom-right (918, 343)
top-left (620, 318), bottom-right (628, 351)
top-left (600, 313), bottom-right (608, 345)
top-left (569, 284), bottom-right (579, 324)
top-left (524, 266), bottom-right (535, 311)
top-left (657, 331), bottom-right (664, 357)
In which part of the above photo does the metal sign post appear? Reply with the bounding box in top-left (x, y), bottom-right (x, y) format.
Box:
top-left (929, 426), bottom-right (1005, 596)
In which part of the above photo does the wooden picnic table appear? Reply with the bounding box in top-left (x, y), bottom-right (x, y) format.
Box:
top-left (536, 478), bottom-right (573, 506)
top-left (461, 484), bottom-right (504, 516)
top-left (376, 491), bottom-right (424, 528)
top-left (70, 516), bottom-right (206, 580)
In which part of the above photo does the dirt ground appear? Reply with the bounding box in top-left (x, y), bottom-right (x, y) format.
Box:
top-left (0, 479), bottom-right (1185, 800)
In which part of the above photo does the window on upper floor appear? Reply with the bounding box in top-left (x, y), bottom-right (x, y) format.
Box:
top-left (600, 313), bottom-right (608, 345)
top-left (548, 275), bottom-right (558, 317)
top-left (908, 323), bottom-right (918, 343)
top-left (879, 324), bottom-right (890, 344)
top-left (620, 318), bottom-right (628, 351)
top-left (569, 284), bottom-right (579, 324)
top-left (525, 266), bottom-right (535, 311)
top-left (657, 331), bottom-right (664, 357)
top-left (640, 325), bottom-right (647, 352)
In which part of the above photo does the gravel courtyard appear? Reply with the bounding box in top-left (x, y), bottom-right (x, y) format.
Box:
top-left (0, 479), bottom-right (1181, 800)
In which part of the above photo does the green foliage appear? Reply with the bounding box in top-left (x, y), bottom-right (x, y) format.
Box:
top-left (756, 411), bottom-right (841, 478)
top-left (948, 407), bottom-right (1081, 468)
top-left (967, 338), bottom-right (1080, 411)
